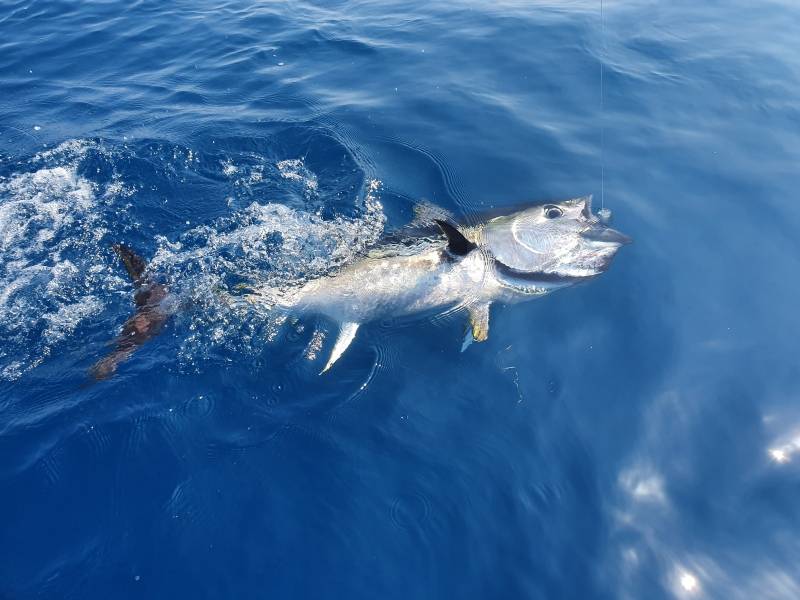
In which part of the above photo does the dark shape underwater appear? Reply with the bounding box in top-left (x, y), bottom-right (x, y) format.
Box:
top-left (89, 245), bottom-right (170, 380)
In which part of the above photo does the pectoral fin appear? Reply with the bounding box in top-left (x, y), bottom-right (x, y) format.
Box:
top-left (321, 322), bottom-right (359, 374)
top-left (461, 303), bottom-right (490, 352)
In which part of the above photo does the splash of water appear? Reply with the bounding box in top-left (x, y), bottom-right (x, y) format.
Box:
top-left (150, 177), bottom-right (385, 368)
top-left (0, 140), bottom-right (130, 380)
top-left (0, 140), bottom-right (385, 380)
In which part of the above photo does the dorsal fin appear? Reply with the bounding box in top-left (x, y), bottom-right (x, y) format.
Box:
top-left (112, 244), bottom-right (147, 285)
top-left (434, 220), bottom-right (476, 256)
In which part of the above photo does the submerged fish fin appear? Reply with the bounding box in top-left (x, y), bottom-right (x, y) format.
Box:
top-left (435, 219), bottom-right (477, 256)
top-left (112, 244), bottom-right (148, 285)
top-left (460, 327), bottom-right (474, 352)
top-left (320, 322), bottom-right (360, 374)
top-left (461, 303), bottom-right (491, 352)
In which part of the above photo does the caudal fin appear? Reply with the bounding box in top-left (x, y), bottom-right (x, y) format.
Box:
top-left (88, 244), bottom-right (162, 382)
top-left (112, 244), bottom-right (147, 285)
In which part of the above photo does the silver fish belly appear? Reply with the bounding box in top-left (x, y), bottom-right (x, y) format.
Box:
top-left (292, 246), bottom-right (492, 323)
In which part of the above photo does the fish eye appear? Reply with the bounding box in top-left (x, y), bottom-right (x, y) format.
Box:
top-left (543, 205), bottom-right (563, 219)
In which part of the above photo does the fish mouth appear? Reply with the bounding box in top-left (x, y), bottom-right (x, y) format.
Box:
top-left (494, 260), bottom-right (589, 291)
top-left (580, 225), bottom-right (632, 246)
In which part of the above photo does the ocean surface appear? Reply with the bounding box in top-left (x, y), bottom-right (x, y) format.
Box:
top-left (2, 0), bottom-right (800, 598)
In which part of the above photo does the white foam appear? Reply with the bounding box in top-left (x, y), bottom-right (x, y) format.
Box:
top-left (1, 139), bottom-right (384, 379)
top-left (0, 140), bottom-right (126, 380)
top-left (221, 160), bottom-right (238, 176)
top-left (42, 295), bottom-right (104, 346)
top-left (277, 158), bottom-right (319, 194)
top-left (151, 178), bottom-right (385, 363)
top-left (0, 166), bottom-right (95, 253)
top-left (151, 178), bottom-right (383, 284)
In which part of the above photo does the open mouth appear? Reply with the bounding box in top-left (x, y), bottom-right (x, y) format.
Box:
top-left (580, 225), bottom-right (632, 246)
top-left (494, 260), bottom-right (593, 288)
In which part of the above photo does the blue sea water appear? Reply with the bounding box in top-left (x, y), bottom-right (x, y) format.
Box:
top-left (2, 0), bottom-right (800, 598)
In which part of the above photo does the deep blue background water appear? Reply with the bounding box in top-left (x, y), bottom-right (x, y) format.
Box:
top-left (2, 1), bottom-right (800, 598)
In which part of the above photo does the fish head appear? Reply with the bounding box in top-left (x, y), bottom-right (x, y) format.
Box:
top-left (480, 195), bottom-right (630, 292)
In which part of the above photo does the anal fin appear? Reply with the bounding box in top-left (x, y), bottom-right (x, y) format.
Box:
top-left (461, 302), bottom-right (490, 352)
top-left (320, 322), bottom-right (359, 374)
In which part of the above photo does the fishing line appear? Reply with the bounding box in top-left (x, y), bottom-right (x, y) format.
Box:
top-left (599, 0), bottom-right (606, 211)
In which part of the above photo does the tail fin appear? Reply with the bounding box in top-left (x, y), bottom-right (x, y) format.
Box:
top-left (88, 244), bottom-right (162, 382)
top-left (112, 244), bottom-right (147, 285)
